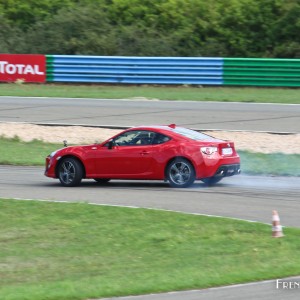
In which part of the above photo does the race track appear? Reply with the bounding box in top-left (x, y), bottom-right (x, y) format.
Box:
top-left (1, 97), bottom-right (300, 300)
top-left (1, 96), bottom-right (300, 132)
top-left (1, 166), bottom-right (299, 227)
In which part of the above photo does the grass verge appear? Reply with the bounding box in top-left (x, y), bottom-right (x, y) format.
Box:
top-left (0, 83), bottom-right (299, 104)
top-left (0, 136), bottom-right (61, 166)
top-left (1, 199), bottom-right (300, 300)
top-left (240, 151), bottom-right (300, 177)
top-left (0, 137), bottom-right (299, 177)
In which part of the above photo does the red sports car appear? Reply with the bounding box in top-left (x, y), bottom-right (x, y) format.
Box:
top-left (45, 124), bottom-right (240, 188)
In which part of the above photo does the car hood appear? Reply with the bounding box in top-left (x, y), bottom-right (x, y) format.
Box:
top-left (52, 144), bottom-right (95, 156)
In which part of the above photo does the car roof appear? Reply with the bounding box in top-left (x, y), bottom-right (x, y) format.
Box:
top-left (129, 125), bottom-right (181, 134)
top-left (132, 125), bottom-right (175, 130)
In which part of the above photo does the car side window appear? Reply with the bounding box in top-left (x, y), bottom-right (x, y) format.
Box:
top-left (152, 133), bottom-right (171, 145)
top-left (113, 130), bottom-right (155, 146)
top-left (104, 130), bottom-right (171, 147)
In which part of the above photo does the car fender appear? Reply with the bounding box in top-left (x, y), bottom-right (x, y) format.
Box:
top-left (54, 147), bottom-right (88, 177)
top-left (164, 155), bottom-right (196, 177)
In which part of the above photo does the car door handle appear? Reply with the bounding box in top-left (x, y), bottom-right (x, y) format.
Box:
top-left (140, 151), bottom-right (150, 155)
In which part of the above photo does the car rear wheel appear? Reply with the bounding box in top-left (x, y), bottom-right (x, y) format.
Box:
top-left (58, 157), bottom-right (83, 187)
top-left (166, 158), bottom-right (195, 188)
top-left (93, 178), bottom-right (111, 184)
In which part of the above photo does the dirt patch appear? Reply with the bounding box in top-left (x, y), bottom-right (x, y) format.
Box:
top-left (0, 123), bottom-right (119, 144)
top-left (0, 122), bottom-right (299, 154)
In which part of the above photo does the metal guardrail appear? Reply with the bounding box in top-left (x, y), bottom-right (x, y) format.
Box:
top-left (46, 55), bottom-right (300, 87)
top-left (46, 55), bottom-right (223, 85)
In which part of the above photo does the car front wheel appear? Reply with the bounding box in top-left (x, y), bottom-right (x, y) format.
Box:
top-left (58, 157), bottom-right (83, 187)
top-left (166, 158), bottom-right (195, 188)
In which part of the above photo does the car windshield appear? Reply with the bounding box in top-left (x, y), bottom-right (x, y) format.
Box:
top-left (172, 127), bottom-right (220, 141)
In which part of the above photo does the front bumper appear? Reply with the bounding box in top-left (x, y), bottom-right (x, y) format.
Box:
top-left (45, 156), bottom-right (56, 178)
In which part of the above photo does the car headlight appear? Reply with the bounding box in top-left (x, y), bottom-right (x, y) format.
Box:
top-left (200, 146), bottom-right (218, 155)
top-left (49, 150), bottom-right (58, 158)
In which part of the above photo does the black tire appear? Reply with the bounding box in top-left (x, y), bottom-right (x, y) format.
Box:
top-left (93, 178), bottom-right (111, 184)
top-left (166, 158), bottom-right (195, 188)
top-left (201, 177), bottom-right (222, 186)
top-left (57, 157), bottom-right (83, 187)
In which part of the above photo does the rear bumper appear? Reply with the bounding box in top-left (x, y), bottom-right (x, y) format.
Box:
top-left (214, 164), bottom-right (241, 178)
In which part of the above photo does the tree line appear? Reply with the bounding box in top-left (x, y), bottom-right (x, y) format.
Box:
top-left (0, 0), bottom-right (299, 58)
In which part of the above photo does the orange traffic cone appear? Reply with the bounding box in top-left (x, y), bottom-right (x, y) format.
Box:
top-left (272, 210), bottom-right (284, 238)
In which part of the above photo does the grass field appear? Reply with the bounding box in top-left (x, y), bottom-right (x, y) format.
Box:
top-left (0, 83), bottom-right (299, 104)
top-left (1, 199), bottom-right (300, 300)
top-left (0, 137), bottom-right (299, 176)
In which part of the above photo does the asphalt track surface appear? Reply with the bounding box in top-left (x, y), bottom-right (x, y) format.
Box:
top-left (1, 97), bottom-right (300, 300)
top-left (1, 166), bottom-right (299, 227)
top-left (0, 96), bottom-right (300, 132)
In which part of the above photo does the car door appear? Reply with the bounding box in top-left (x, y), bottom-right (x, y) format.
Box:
top-left (94, 130), bottom-right (155, 176)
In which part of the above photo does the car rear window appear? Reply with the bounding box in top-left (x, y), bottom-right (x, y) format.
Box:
top-left (172, 127), bottom-right (220, 141)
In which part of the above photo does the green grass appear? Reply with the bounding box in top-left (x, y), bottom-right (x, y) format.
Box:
top-left (0, 136), bottom-right (299, 177)
top-left (1, 199), bottom-right (300, 300)
top-left (0, 136), bottom-right (61, 166)
top-left (0, 83), bottom-right (299, 103)
top-left (239, 151), bottom-right (300, 177)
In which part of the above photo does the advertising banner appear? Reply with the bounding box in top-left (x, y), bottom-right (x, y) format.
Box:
top-left (0, 54), bottom-right (46, 83)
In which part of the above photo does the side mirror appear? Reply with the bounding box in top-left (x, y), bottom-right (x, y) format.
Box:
top-left (107, 140), bottom-right (115, 150)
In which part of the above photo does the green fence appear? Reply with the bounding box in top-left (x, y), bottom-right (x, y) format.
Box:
top-left (223, 58), bottom-right (300, 87)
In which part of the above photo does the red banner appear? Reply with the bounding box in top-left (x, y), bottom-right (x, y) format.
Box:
top-left (0, 54), bottom-right (46, 83)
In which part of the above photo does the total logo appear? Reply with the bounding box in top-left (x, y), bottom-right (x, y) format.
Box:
top-left (0, 61), bottom-right (44, 75)
top-left (0, 54), bottom-right (46, 82)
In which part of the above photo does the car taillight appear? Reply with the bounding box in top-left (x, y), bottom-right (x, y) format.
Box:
top-left (200, 146), bottom-right (218, 155)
